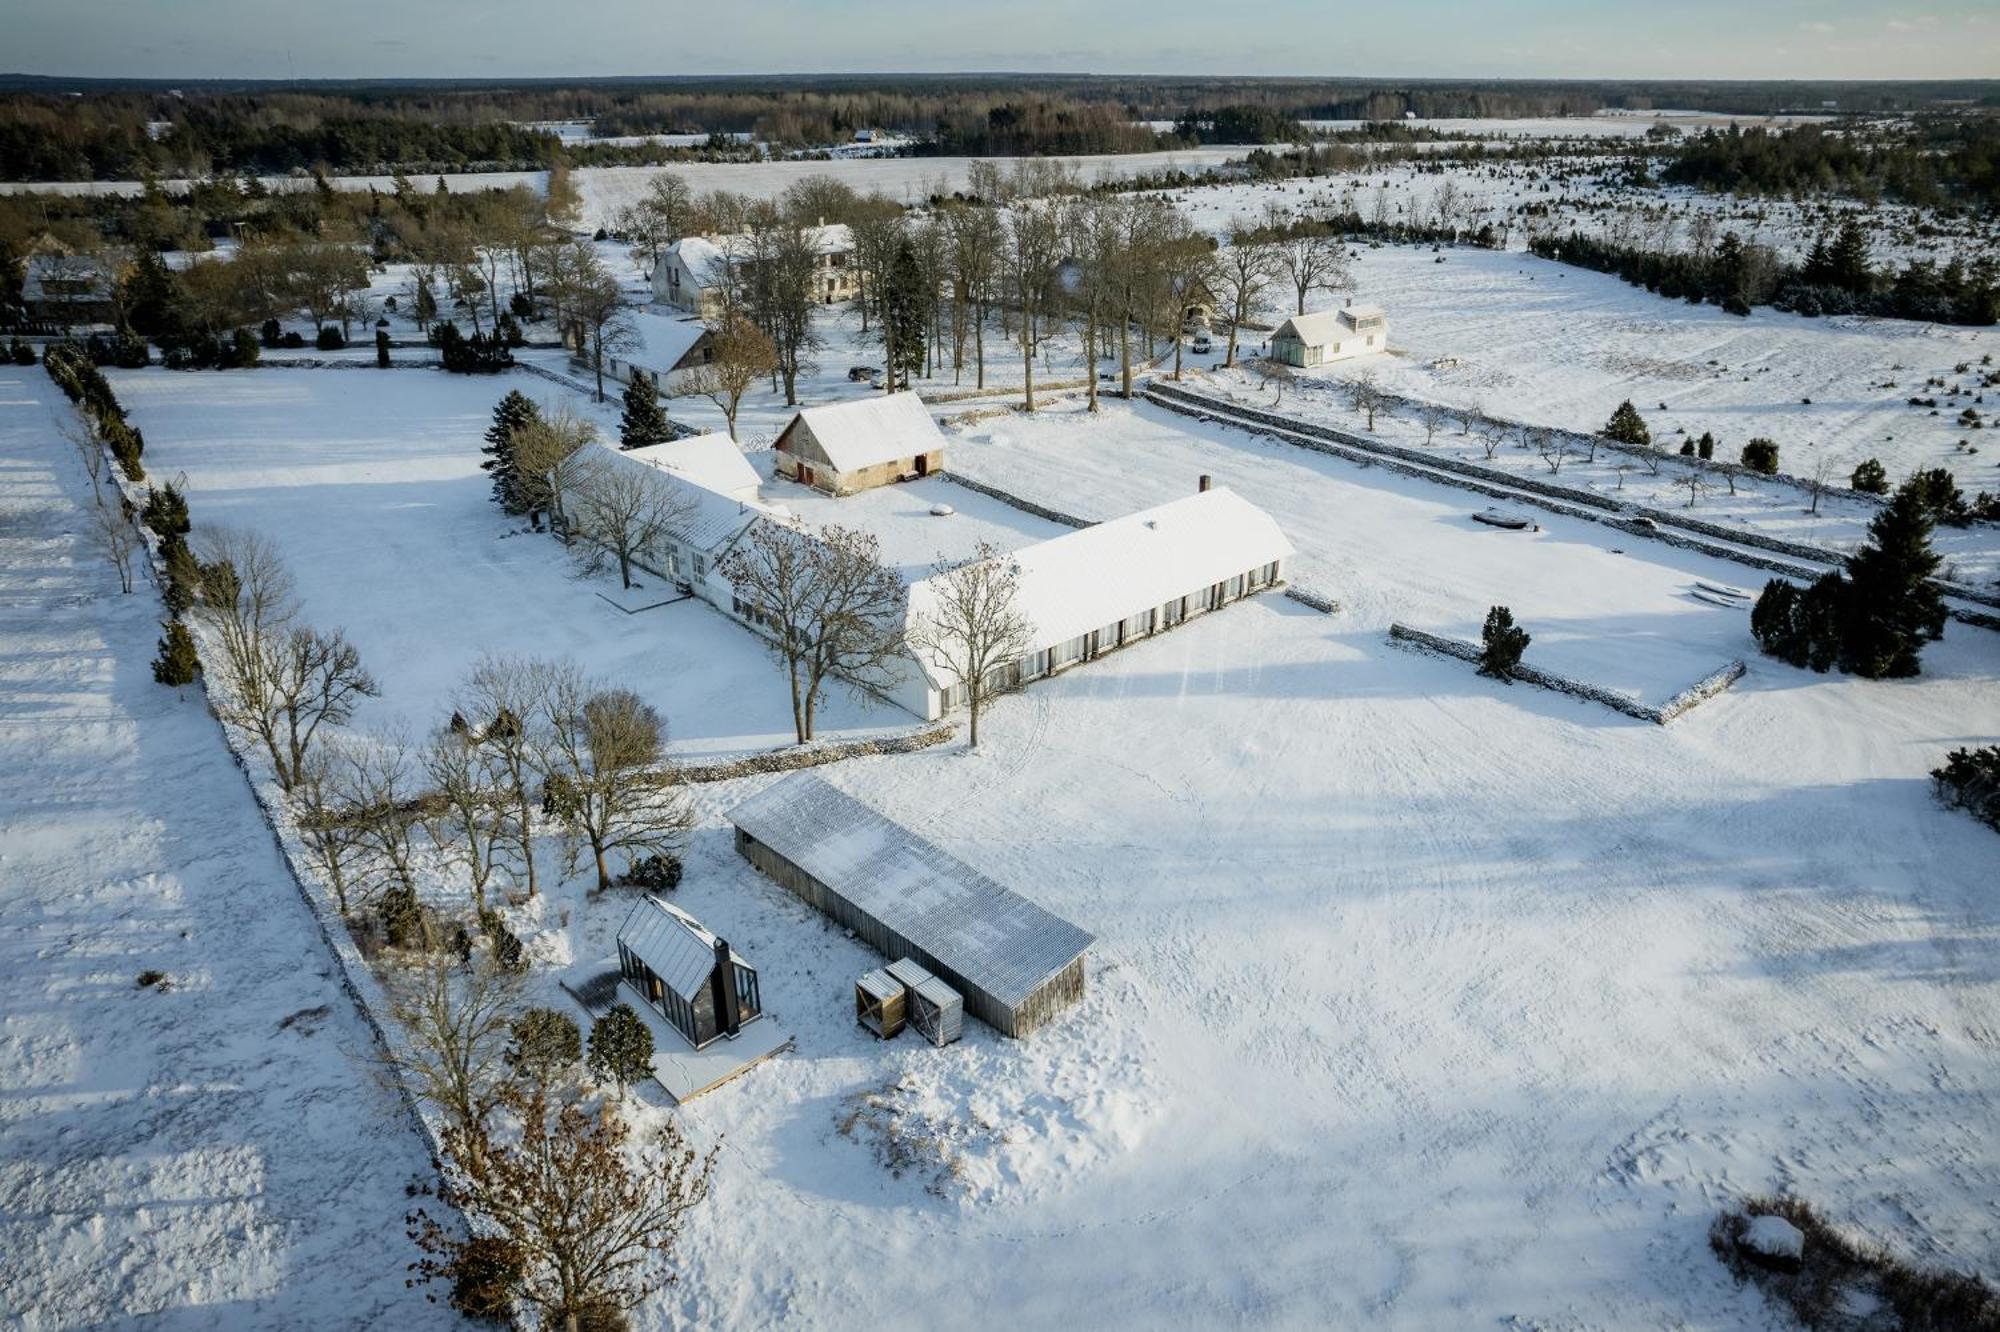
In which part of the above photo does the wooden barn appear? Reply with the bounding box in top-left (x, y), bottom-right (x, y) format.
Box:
top-left (729, 773), bottom-right (1092, 1037)
top-left (773, 391), bottom-right (946, 496)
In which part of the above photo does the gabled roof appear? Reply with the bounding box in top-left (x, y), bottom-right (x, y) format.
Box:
top-left (1340, 303), bottom-right (1386, 324)
top-left (22, 253), bottom-right (113, 303)
top-left (728, 773), bottom-right (1092, 1010)
top-left (776, 391), bottom-right (945, 474)
top-left (618, 895), bottom-right (744, 1001)
top-left (581, 442), bottom-right (767, 556)
top-left (624, 433), bottom-right (762, 503)
top-left (667, 224), bottom-right (854, 290)
top-left (631, 314), bottom-right (713, 373)
top-left (904, 487), bottom-right (1294, 687)
top-left (1274, 305), bottom-right (1388, 345)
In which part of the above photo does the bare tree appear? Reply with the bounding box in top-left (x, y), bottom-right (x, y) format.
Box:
top-left (1416, 400), bottom-right (1450, 445)
top-left (944, 203), bottom-right (1003, 388)
top-left (381, 950), bottom-right (522, 1172)
top-left (460, 656), bottom-right (550, 899)
top-left (292, 740), bottom-right (373, 914)
top-left (536, 664), bottom-right (692, 892)
top-left (1269, 224), bottom-right (1351, 315)
top-left (258, 624), bottom-right (378, 790)
top-left (511, 404), bottom-right (598, 541)
top-left (340, 730), bottom-right (425, 898)
top-left (1807, 453), bottom-right (1836, 515)
top-left (907, 542), bottom-right (1034, 750)
top-left (62, 417), bottom-right (106, 506)
top-left (90, 493), bottom-right (143, 594)
top-left (191, 526), bottom-right (298, 732)
top-left (1213, 222), bottom-right (1277, 368)
top-left (1003, 201), bottom-right (1065, 411)
top-left (1681, 468), bottom-right (1718, 507)
top-left (548, 243), bottom-right (636, 402)
top-left (1534, 429), bottom-right (1570, 475)
top-left (1344, 371), bottom-right (1388, 432)
top-left (681, 315), bottom-right (775, 441)
top-left (1477, 420), bottom-right (1507, 461)
top-left (569, 451), bottom-right (693, 590)
top-left (720, 522), bottom-right (909, 744)
top-left (410, 1084), bottom-right (715, 1331)
top-left (425, 722), bottom-right (512, 910)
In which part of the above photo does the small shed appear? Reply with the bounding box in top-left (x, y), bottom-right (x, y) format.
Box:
top-left (615, 895), bottom-right (762, 1051)
top-left (887, 957), bottom-right (963, 1047)
top-left (729, 773), bottom-right (1092, 1037)
top-left (1270, 304), bottom-right (1388, 368)
top-left (855, 967), bottom-right (907, 1038)
top-left (773, 392), bottom-right (946, 496)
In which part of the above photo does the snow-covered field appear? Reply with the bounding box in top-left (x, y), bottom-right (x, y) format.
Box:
top-left (1220, 244), bottom-right (2000, 504)
top-left (24, 349), bottom-right (1988, 1327)
top-left (0, 362), bottom-right (451, 1330)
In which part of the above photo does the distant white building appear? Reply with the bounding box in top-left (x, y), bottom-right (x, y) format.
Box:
top-left (1270, 305), bottom-right (1388, 368)
top-left (887, 483), bottom-right (1295, 720)
top-left (651, 224), bottom-right (858, 317)
top-left (773, 391), bottom-right (946, 495)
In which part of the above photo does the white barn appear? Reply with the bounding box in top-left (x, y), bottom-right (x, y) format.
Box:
top-left (651, 224), bottom-right (858, 317)
top-left (773, 392), bottom-right (946, 496)
top-left (1271, 305), bottom-right (1388, 368)
top-left (887, 484), bottom-right (1295, 720)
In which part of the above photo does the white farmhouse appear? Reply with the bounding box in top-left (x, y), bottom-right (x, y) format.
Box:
top-left (773, 391), bottom-right (946, 495)
top-left (622, 433), bottom-right (763, 504)
top-left (651, 224), bottom-right (858, 317)
top-left (887, 483), bottom-right (1295, 720)
top-left (573, 442), bottom-right (771, 597)
top-left (1270, 304), bottom-right (1388, 368)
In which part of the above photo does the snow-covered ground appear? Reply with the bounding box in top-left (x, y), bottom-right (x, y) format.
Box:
top-left (0, 362), bottom-right (451, 1330)
top-left (1219, 244), bottom-right (2000, 504)
top-left (9, 326), bottom-right (1998, 1327)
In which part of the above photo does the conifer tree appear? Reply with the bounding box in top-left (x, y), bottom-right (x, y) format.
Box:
top-left (617, 371), bottom-right (671, 451)
top-left (481, 390), bottom-right (541, 516)
top-left (1477, 605), bottom-right (1531, 682)
top-left (1603, 400), bottom-right (1650, 447)
top-left (151, 619), bottom-right (200, 688)
top-left (1840, 482), bottom-right (1947, 678)
top-left (588, 1004), bottom-right (654, 1098)
top-left (1850, 458), bottom-right (1889, 494)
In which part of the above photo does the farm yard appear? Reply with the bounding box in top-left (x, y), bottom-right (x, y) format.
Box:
top-left (5, 63), bottom-right (2000, 1332)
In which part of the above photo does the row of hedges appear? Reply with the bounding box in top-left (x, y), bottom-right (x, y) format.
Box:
top-left (672, 724), bottom-right (956, 785)
top-left (43, 341), bottom-right (145, 481)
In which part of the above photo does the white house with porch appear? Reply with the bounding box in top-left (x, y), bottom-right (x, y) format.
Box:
top-left (1270, 304), bottom-right (1388, 368)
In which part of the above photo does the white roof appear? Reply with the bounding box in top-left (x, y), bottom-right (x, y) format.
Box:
top-left (624, 433), bottom-right (762, 503)
top-left (728, 773), bottom-right (1092, 1010)
top-left (668, 223), bottom-right (853, 288)
top-left (631, 313), bottom-right (711, 372)
top-left (617, 895), bottom-right (742, 1002)
top-left (906, 487), bottom-right (1293, 687)
top-left (779, 391), bottom-right (946, 475)
top-left (582, 442), bottom-right (769, 556)
top-left (23, 253), bottom-right (112, 303)
top-left (1273, 309), bottom-right (1355, 345)
top-left (1341, 304), bottom-right (1386, 323)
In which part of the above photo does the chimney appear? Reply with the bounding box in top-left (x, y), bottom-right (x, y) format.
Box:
top-left (1198, 474), bottom-right (1212, 493)
top-left (711, 938), bottom-right (742, 1038)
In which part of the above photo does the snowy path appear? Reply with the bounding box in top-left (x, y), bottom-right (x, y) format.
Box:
top-left (0, 363), bottom-right (451, 1329)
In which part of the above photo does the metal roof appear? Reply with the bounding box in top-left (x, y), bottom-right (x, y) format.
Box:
top-left (729, 773), bottom-right (1092, 1009)
top-left (887, 957), bottom-right (961, 1009)
top-left (856, 968), bottom-right (903, 1003)
top-left (617, 895), bottom-right (736, 1002)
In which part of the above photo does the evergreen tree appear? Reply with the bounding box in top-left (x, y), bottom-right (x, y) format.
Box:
top-left (1740, 438), bottom-right (1779, 474)
top-left (617, 371), bottom-right (671, 451)
top-left (375, 328), bottom-right (391, 368)
top-left (481, 391), bottom-right (542, 516)
top-left (1850, 458), bottom-right (1889, 494)
top-left (151, 619), bottom-right (200, 688)
top-left (141, 482), bottom-right (191, 536)
top-left (506, 1007), bottom-right (583, 1088)
top-left (1839, 483), bottom-right (1947, 679)
top-left (587, 1003), bottom-right (654, 1097)
top-left (1827, 216), bottom-right (1872, 294)
top-left (1477, 605), bottom-right (1531, 682)
top-left (1696, 431), bottom-right (1716, 460)
top-left (878, 237), bottom-right (928, 392)
top-left (1603, 400), bottom-right (1651, 447)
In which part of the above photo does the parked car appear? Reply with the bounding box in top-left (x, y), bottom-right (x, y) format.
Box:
top-left (1191, 331), bottom-right (1213, 355)
top-left (847, 365), bottom-right (882, 383)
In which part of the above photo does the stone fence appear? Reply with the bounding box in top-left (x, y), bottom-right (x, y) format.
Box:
top-left (1386, 623), bottom-right (1746, 725)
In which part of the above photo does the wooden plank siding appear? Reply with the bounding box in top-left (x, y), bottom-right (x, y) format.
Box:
top-left (735, 831), bottom-right (1084, 1037)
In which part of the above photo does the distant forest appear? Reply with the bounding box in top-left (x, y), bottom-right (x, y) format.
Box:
top-left (1, 74), bottom-right (1995, 181)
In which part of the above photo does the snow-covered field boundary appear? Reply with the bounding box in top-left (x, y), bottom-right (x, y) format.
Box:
top-left (1387, 622), bottom-right (1746, 724)
top-left (1145, 382), bottom-right (2000, 619)
top-left (673, 722), bottom-right (955, 783)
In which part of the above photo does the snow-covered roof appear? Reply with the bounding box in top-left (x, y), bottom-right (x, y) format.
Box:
top-left (581, 442), bottom-right (768, 556)
top-left (668, 224), bottom-right (853, 289)
top-left (22, 253), bottom-right (113, 303)
top-left (906, 487), bottom-right (1294, 686)
top-left (778, 391), bottom-right (946, 475)
top-left (1274, 310), bottom-right (1354, 345)
top-left (728, 773), bottom-right (1093, 1011)
top-left (624, 433), bottom-right (762, 503)
top-left (618, 895), bottom-right (742, 1002)
top-left (631, 314), bottom-right (712, 372)
top-left (1341, 304), bottom-right (1386, 324)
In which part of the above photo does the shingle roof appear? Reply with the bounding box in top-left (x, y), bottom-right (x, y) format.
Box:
top-left (728, 773), bottom-right (1092, 1009)
top-left (778, 391), bottom-right (945, 475)
top-left (617, 895), bottom-right (733, 1001)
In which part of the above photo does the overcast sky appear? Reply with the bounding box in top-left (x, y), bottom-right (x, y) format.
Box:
top-left (2, 1), bottom-right (1995, 81)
